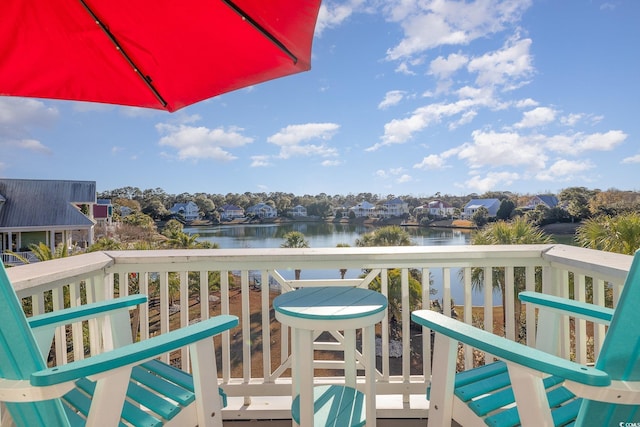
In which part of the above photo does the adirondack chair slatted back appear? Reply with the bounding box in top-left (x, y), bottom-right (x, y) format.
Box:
top-left (0, 262), bottom-right (71, 426)
top-left (575, 251), bottom-right (640, 425)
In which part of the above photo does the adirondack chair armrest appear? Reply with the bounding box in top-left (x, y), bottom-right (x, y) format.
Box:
top-left (565, 379), bottom-right (640, 405)
top-left (411, 310), bottom-right (610, 387)
top-left (30, 314), bottom-right (239, 387)
top-left (518, 291), bottom-right (613, 325)
top-left (27, 295), bottom-right (148, 330)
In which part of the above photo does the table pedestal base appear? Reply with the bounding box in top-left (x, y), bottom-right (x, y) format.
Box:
top-left (292, 385), bottom-right (366, 427)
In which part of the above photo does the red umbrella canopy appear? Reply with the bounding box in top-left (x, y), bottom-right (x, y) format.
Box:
top-left (0, 0), bottom-right (321, 112)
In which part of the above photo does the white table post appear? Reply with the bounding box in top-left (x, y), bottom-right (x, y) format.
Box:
top-left (274, 286), bottom-right (387, 427)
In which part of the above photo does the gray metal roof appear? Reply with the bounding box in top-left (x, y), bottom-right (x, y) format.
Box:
top-left (0, 179), bottom-right (96, 229)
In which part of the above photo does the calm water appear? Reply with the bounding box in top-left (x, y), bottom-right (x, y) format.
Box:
top-left (183, 222), bottom-right (491, 304)
top-left (184, 222), bottom-right (471, 249)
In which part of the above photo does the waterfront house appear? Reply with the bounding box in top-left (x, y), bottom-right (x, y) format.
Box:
top-left (525, 194), bottom-right (559, 210)
top-left (220, 204), bottom-right (245, 220)
top-left (382, 197), bottom-right (409, 218)
top-left (350, 201), bottom-right (376, 218)
top-left (169, 201), bottom-right (200, 221)
top-left (415, 200), bottom-right (456, 218)
top-left (289, 205), bottom-right (307, 217)
top-left (0, 179), bottom-right (96, 256)
top-left (462, 198), bottom-right (501, 219)
top-left (246, 202), bottom-right (277, 219)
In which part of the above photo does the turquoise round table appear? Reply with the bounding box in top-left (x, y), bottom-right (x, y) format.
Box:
top-left (273, 286), bottom-right (387, 427)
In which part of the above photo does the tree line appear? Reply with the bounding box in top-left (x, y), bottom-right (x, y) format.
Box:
top-left (99, 186), bottom-right (640, 224)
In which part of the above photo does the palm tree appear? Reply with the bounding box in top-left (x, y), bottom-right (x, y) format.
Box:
top-left (355, 225), bottom-right (424, 337)
top-left (575, 212), bottom-right (640, 255)
top-left (88, 237), bottom-right (123, 252)
top-left (336, 243), bottom-right (350, 279)
top-left (355, 225), bottom-right (412, 247)
top-left (166, 231), bottom-right (200, 248)
top-left (280, 231), bottom-right (309, 279)
top-left (469, 217), bottom-right (554, 327)
top-left (368, 268), bottom-right (422, 337)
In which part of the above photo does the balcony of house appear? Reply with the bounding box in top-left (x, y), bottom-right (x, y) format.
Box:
top-left (2, 245), bottom-right (633, 425)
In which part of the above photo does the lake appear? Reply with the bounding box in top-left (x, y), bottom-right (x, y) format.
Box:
top-left (184, 222), bottom-right (471, 249)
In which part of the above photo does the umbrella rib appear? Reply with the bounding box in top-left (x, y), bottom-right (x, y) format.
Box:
top-left (77, 0), bottom-right (168, 109)
top-left (221, 0), bottom-right (299, 65)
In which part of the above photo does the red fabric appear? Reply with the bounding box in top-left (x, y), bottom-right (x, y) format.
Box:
top-left (0, 0), bottom-right (320, 112)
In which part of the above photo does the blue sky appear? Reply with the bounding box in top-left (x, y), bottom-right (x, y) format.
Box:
top-left (1, 0), bottom-right (639, 197)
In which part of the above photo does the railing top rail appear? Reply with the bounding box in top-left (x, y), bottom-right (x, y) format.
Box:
top-left (101, 244), bottom-right (556, 271)
top-left (6, 244), bottom-right (633, 294)
top-left (6, 251), bottom-right (113, 296)
top-left (543, 245), bottom-right (632, 282)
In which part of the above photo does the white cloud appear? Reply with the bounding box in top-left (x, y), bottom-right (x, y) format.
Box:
top-left (250, 155), bottom-right (272, 167)
top-left (414, 154), bottom-right (448, 170)
top-left (514, 107), bottom-right (556, 128)
top-left (560, 113), bottom-right (583, 127)
top-left (515, 98), bottom-right (539, 108)
top-left (536, 159), bottom-right (594, 181)
top-left (622, 154), bottom-right (640, 164)
top-left (372, 98), bottom-right (485, 150)
top-left (0, 98), bottom-right (58, 154)
top-left (315, 0), bottom-right (364, 36)
top-left (547, 130), bottom-right (627, 155)
top-left (428, 53), bottom-right (469, 79)
top-left (385, 0), bottom-right (532, 60)
top-left (464, 171), bottom-right (520, 193)
top-left (467, 36), bottom-right (534, 89)
top-left (378, 90), bottom-right (406, 109)
top-left (156, 123), bottom-right (252, 161)
top-left (395, 62), bottom-right (417, 76)
top-left (449, 110), bottom-right (477, 129)
top-left (376, 167), bottom-right (410, 183)
top-left (268, 123), bottom-right (340, 159)
top-left (457, 130), bottom-right (547, 170)
top-left (321, 159), bottom-right (342, 166)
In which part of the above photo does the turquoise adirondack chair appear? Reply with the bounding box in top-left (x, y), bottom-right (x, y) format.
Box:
top-left (0, 262), bottom-right (238, 427)
top-left (411, 249), bottom-right (640, 427)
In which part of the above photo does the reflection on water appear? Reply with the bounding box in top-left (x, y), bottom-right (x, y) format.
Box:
top-left (184, 222), bottom-right (471, 249)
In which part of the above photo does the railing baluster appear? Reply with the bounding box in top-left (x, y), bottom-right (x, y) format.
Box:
top-left (463, 267), bottom-right (473, 370)
top-left (505, 266), bottom-right (515, 341)
top-left (261, 270), bottom-right (271, 381)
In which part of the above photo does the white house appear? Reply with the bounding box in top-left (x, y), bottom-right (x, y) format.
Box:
top-left (246, 203), bottom-right (277, 219)
top-left (289, 205), bottom-right (307, 217)
top-left (349, 201), bottom-right (376, 218)
top-left (220, 204), bottom-right (245, 220)
top-left (170, 201), bottom-right (200, 221)
top-left (382, 198), bottom-right (409, 218)
top-left (414, 200), bottom-right (456, 218)
top-left (463, 198), bottom-right (501, 219)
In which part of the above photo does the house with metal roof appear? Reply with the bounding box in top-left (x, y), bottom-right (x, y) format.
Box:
top-left (220, 204), bottom-right (245, 220)
top-left (382, 197), bottom-right (409, 218)
top-left (350, 201), bottom-right (376, 218)
top-left (525, 195), bottom-right (559, 210)
top-left (246, 202), bottom-right (277, 219)
top-left (0, 179), bottom-right (96, 255)
top-left (462, 198), bottom-right (501, 219)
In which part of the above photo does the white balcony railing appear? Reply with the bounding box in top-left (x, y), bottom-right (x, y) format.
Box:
top-left (5, 244), bottom-right (633, 421)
